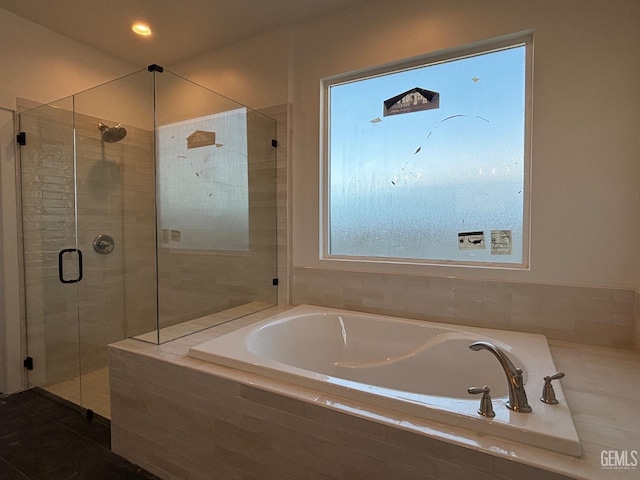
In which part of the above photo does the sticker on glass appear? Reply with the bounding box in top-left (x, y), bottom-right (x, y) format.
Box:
top-left (458, 231), bottom-right (485, 250)
top-left (491, 230), bottom-right (512, 255)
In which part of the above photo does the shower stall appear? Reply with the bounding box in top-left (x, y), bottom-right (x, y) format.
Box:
top-left (18, 66), bottom-right (278, 418)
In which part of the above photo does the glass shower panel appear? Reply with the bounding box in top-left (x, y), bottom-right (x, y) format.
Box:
top-left (246, 108), bottom-right (279, 311)
top-left (20, 66), bottom-right (278, 417)
top-left (20, 97), bottom-right (81, 405)
top-left (72, 70), bottom-right (157, 413)
top-left (153, 71), bottom-right (278, 339)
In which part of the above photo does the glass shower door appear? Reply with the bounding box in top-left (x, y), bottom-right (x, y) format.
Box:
top-left (72, 70), bottom-right (156, 418)
top-left (20, 97), bottom-right (83, 407)
top-left (19, 66), bottom-right (277, 417)
top-left (20, 69), bottom-right (157, 417)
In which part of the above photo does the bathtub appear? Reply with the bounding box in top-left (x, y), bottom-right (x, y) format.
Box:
top-left (189, 304), bottom-right (581, 456)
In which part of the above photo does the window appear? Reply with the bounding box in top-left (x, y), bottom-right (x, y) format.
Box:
top-left (323, 36), bottom-right (531, 267)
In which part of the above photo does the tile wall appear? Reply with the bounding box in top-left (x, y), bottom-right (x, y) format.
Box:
top-left (292, 268), bottom-right (636, 349)
top-left (110, 344), bottom-right (573, 480)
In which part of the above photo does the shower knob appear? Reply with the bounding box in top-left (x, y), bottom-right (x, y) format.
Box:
top-left (93, 234), bottom-right (115, 255)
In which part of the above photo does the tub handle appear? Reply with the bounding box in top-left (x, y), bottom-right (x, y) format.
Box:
top-left (540, 372), bottom-right (565, 404)
top-left (468, 385), bottom-right (495, 417)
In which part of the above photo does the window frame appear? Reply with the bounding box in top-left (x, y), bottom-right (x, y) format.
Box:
top-left (320, 32), bottom-right (533, 269)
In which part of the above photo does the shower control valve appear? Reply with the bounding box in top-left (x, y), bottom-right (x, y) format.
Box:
top-left (468, 385), bottom-right (495, 417)
top-left (93, 234), bottom-right (115, 255)
top-left (540, 372), bottom-right (565, 404)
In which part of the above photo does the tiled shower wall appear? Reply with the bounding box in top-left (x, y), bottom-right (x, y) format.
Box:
top-left (292, 268), bottom-right (637, 349)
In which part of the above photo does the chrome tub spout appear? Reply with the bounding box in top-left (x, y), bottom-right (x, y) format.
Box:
top-left (469, 341), bottom-right (532, 413)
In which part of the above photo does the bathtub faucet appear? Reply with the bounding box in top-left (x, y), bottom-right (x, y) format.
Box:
top-left (468, 341), bottom-right (532, 413)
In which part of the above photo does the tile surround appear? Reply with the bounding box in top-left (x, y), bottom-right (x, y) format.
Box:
top-left (292, 267), bottom-right (637, 349)
top-left (109, 306), bottom-right (640, 480)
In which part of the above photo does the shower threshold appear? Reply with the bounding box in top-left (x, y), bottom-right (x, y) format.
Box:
top-left (43, 367), bottom-right (111, 419)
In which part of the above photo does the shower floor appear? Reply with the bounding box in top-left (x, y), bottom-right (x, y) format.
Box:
top-left (40, 303), bottom-right (275, 420)
top-left (43, 367), bottom-right (111, 419)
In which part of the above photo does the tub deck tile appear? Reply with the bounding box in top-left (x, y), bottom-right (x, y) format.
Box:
top-left (109, 306), bottom-right (640, 480)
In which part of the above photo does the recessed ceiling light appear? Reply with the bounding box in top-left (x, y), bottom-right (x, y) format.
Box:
top-left (131, 22), bottom-right (153, 37)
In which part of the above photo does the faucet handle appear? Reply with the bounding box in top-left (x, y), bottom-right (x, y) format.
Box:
top-left (540, 372), bottom-right (565, 404)
top-left (468, 386), bottom-right (495, 417)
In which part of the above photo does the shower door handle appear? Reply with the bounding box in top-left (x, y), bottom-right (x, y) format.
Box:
top-left (58, 248), bottom-right (83, 284)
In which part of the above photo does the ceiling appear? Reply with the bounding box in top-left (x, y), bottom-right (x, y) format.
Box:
top-left (0, 0), bottom-right (368, 67)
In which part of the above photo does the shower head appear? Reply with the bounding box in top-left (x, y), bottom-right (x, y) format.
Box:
top-left (98, 122), bottom-right (127, 143)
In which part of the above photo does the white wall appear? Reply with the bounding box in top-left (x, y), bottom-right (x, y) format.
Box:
top-left (290, 0), bottom-right (640, 289)
top-left (0, 7), bottom-right (137, 105)
top-left (168, 27), bottom-right (290, 111)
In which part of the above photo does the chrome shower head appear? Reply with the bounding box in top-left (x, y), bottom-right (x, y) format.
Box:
top-left (98, 122), bottom-right (127, 143)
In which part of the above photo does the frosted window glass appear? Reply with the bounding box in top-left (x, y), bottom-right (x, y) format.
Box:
top-left (328, 44), bottom-right (527, 264)
top-left (158, 108), bottom-right (248, 250)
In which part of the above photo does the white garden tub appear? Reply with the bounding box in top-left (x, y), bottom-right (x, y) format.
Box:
top-left (189, 304), bottom-right (581, 456)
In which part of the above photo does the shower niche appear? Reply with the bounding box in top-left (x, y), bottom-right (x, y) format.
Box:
top-left (18, 66), bottom-right (277, 416)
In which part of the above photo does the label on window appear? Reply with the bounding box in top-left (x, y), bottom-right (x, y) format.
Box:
top-left (458, 231), bottom-right (485, 250)
top-left (491, 230), bottom-right (512, 255)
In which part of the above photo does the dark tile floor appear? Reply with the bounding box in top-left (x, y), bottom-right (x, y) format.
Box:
top-left (0, 389), bottom-right (160, 480)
